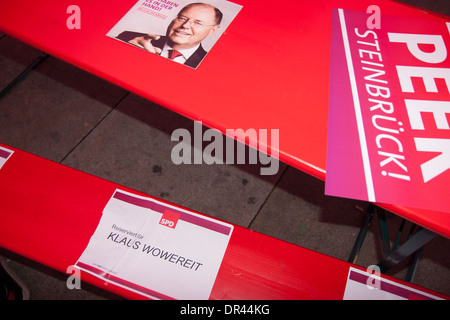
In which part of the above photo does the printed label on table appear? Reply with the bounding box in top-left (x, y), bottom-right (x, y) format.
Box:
top-left (75, 189), bottom-right (233, 300)
top-left (326, 9), bottom-right (450, 213)
top-left (0, 146), bottom-right (14, 171)
top-left (343, 267), bottom-right (442, 300)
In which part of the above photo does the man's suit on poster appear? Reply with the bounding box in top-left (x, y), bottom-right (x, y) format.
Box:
top-left (117, 31), bottom-right (207, 68)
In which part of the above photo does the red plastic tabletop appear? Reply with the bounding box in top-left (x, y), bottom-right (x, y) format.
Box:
top-left (0, 0), bottom-right (449, 237)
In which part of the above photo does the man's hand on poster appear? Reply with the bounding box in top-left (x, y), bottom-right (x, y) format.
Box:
top-left (128, 34), bottom-right (162, 54)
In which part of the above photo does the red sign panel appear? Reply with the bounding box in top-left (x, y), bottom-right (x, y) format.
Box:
top-left (326, 9), bottom-right (450, 213)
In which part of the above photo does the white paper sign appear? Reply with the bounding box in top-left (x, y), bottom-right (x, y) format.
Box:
top-left (0, 146), bottom-right (13, 171)
top-left (75, 189), bottom-right (233, 300)
top-left (343, 267), bottom-right (442, 300)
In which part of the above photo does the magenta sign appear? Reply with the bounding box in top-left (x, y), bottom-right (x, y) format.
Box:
top-left (326, 9), bottom-right (450, 213)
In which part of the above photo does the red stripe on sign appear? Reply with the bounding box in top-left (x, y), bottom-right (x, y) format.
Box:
top-left (349, 270), bottom-right (435, 300)
top-left (113, 190), bottom-right (232, 236)
top-left (0, 148), bottom-right (12, 159)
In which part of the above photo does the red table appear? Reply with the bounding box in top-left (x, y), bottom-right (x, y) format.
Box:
top-left (1, 0), bottom-right (448, 237)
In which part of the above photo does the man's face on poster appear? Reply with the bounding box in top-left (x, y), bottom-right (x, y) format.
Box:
top-left (167, 4), bottom-right (220, 49)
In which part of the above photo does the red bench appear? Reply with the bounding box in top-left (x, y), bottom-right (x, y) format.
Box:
top-left (0, 143), bottom-right (447, 299)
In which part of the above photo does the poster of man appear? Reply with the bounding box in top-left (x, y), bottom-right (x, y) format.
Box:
top-left (107, 0), bottom-right (242, 68)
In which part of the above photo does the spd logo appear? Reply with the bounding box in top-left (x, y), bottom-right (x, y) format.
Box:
top-left (159, 209), bottom-right (180, 229)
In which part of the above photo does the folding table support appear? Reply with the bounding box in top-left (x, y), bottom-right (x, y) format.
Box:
top-left (349, 204), bottom-right (437, 283)
top-left (377, 228), bottom-right (436, 275)
top-left (348, 204), bottom-right (376, 264)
